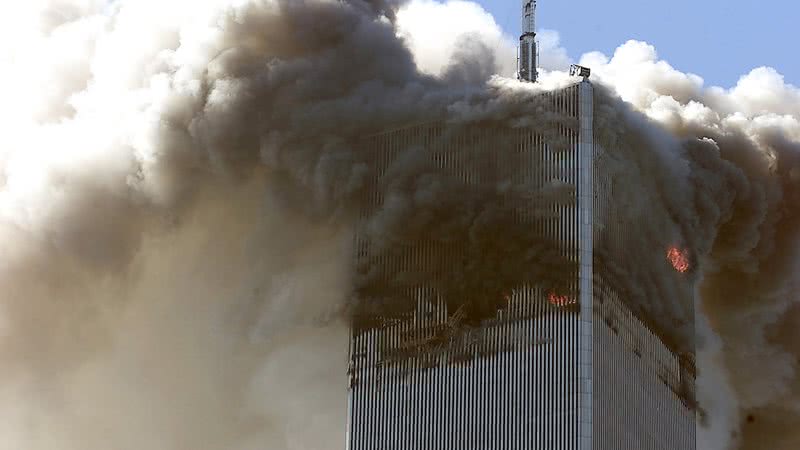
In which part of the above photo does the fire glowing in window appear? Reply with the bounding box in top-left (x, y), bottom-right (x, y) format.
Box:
top-left (548, 291), bottom-right (576, 307)
top-left (666, 246), bottom-right (691, 273)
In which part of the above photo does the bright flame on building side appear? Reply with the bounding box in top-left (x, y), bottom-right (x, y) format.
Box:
top-left (666, 246), bottom-right (691, 273)
top-left (548, 291), bottom-right (576, 307)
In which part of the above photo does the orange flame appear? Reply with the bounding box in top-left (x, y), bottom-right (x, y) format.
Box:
top-left (548, 291), bottom-right (576, 307)
top-left (667, 246), bottom-right (690, 273)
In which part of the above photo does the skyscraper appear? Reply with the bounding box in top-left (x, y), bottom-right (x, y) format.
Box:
top-left (345, 80), bottom-right (696, 450)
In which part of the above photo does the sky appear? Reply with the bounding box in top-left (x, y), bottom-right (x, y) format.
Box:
top-left (473, 0), bottom-right (798, 89)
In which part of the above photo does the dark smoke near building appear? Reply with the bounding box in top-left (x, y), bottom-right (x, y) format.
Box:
top-left (0, 1), bottom-right (798, 449)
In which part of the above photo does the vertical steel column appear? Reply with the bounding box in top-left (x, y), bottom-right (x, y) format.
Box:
top-left (345, 329), bottom-right (354, 450)
top-left (577, 80), bottom-right (594, 450)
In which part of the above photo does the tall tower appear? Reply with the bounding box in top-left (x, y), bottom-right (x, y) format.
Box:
top-left (345, 81), bottom-right (698, 449)
top-left (518, 0), bottom-right (538, 82)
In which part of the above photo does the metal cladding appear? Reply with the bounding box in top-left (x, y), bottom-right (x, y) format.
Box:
top-left (346, 82), bottom-right (697, 450)
top-left (518, 0), bottom-right (538, 83)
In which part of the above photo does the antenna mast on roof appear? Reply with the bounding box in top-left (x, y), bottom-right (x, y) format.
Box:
top-left (518, 0), bottom-right (538, 83)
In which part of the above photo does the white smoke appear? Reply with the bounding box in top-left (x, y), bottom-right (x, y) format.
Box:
top-left (397, 0), bottom-right (516, 77)
top-left (0, 1), bottom-right (356, 449)
top-left (395, 0), bottom-right (571, 78)
top-left (580, 40), bottom-right (800, 129)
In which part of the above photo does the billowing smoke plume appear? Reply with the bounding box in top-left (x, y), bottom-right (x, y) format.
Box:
top-left (572, 41), bottom-right (800, 450)
top-left (0, 0), bottom-right (431, 448)
top-left (0, 1), bottom-right (798, 450)
top-left (0, 0), bottom-right (544, 448)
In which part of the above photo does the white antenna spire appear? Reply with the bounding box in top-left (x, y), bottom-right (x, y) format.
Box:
top-left (518, 0), bottom-right (538, 83)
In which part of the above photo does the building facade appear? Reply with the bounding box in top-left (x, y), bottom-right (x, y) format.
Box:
top-left (346, 81), bottom-right (696, 450)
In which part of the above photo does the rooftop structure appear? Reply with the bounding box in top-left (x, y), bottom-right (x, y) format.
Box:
top-left (519, 0), bottom-right (538, 82)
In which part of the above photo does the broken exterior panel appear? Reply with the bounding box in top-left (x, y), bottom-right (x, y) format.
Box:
top-left (346, 81), bottom-right (696, 450)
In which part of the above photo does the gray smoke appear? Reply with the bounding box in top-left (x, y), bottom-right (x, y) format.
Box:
top-left (0, 1), bottom-right (798, 449)
top-left (0, 0), bottom-right (515, 448)
top-left (578, 41), bottom-right (800, 450)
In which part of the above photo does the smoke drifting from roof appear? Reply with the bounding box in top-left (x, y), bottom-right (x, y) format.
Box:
top-left (576, 40), bottom-right (800, 450)
top-left (0, 0), bottom-right (530, 448)
top-left (0, 1), bottom-right (798, 450)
